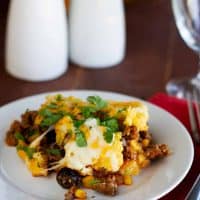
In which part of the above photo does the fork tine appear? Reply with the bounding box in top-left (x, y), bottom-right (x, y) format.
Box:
top-left (186, 91), bottom-right (200, 144)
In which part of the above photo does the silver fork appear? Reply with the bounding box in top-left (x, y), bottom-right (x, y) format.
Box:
top-left (185, 87), bottom-right (200, 200)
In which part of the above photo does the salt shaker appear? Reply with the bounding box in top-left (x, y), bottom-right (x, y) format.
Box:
top-left (69, 0), bottom-right (126, 69)
top-left (6, 0), bottom-right (68, 81)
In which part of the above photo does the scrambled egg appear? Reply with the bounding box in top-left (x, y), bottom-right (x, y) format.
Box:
top-left (54, 119), bottom-right (123, 175)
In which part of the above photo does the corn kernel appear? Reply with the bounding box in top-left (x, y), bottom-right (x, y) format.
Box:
top-left (82, 176), bottom-right (95, 188)
top-left (138, 154), bottom-right (145, 164)
top-left (138, 154), bottom-right (150, 168)
top-left (18, 140), bottom-right (26, 146)
top-left (120, 160), bottom-right (140, 176)
top-left (26, 159), bottom-right (48, 177)
top-left (123, 175), bottom-right (132, 185)
top-left (130, 140), bottom-right (142, 152)
top-left (142, 139), bottom-right (150, 147)
top-left (17, 150), bottom-right (27, 161)
top-left (75, 189), bottom-right (87, 199)
top-left (34, 115), bottom-right (43, 125)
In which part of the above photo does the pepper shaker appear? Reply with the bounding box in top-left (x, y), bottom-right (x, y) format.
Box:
top-left (69, 0), bottom-right (126, 69)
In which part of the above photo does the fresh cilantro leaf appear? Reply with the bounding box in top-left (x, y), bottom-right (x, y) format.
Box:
top-left (56, 94), bottom-right (63, 101)
top-left (28, 130), bottom-right (38, 137)
top-left (40, 114), bottom-right (63, 127)
top-left (87, 96), bottom-right (107, 110)
top-left (47, 148), bottom-right (61, 156)
top-left (57, 110), bottom-right (74, 119)
top-left (95, 118), bottom-right (101, 125)
top-left (75, 129), bottom-right (87, 147)
top-left (39, 108), bottom-right (65, 127)
top-left (17, 146), bottom-right (35, 159)
top-left (104, 128), bottom-right (114, 143)
top-left (46, 103), bottom-right (59, 109)
top-left (101, 118), bottom-right (119, 132)
top-left (102, 118), bottom-right (119, 143)
top-left (39, 108), bottom-right (52, 117)
top-left (81, 106), bottom-right (96, 118)
top-left (15, 132), bottom-right (25, 142)
top-left (81, 96), bottom-right (107, 119)
top-left (74, 120), bottom-right (85, 128)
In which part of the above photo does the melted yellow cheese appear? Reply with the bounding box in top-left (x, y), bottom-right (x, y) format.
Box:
top-left (94, 132), bottom-right (123, 172)
top-left (124, 104), bottom-right (149, 131)
top-left (55, 116), bottom-right (74, 145)
top-left (26, 159), bottom-right (47, 177)
top-left (17, 150), bottom-right (48, 177)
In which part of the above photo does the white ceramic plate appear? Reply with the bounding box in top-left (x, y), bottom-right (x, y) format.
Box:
top-left (0, 90), bottom-right (194, 200)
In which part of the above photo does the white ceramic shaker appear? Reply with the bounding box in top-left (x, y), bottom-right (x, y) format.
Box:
top-left (6, 0), bottom-right (68, 81)
top-left (69, 0), bottom-right (126, 69)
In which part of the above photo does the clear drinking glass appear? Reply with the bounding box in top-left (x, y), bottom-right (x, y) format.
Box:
top-left (166, 0), bottom-right (200, 101)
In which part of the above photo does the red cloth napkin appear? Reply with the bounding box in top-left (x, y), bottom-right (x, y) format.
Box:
top-left (148, 93), bottom-right (200, 200)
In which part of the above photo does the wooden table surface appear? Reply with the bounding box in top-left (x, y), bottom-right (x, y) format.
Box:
top-left (0, 1), bottom-right (197, 199)
top-left (0, 0), bottom-right (198, 106)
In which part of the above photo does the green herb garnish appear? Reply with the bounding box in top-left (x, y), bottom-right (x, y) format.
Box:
top-left (40, 114), bottom-right (63, 127)
top-left (47, 148), bottom-right (61, 156)
top-left (56, 94), bottom-right (63, 101)
top-left (28, 130), bottom-right (38, 137)
top-left (75, 129), bottom-right (87, 147)
top-left (102, 118), bottom-right (119, 143)
top-left (74, 120), bottom-right (85, 128)
top-left (87, 96), bottom-right (107, 110)
top-left (101, 118), bottom-right (119, 132)
top-left (80, 96), bottom-right (107, 118)
top-left (81, 106), bottom-right (96, 118)
top-left (15, 132), bottom-right (25, 142)
top-left (39, 108), bottom-right (52, 117)
top-left (58, 110), bottom-right (74, 119)
top-left (103, 128), bottom-right (114, 143)
top-left (17, 146), bottom-right (35, 159)
top-left (95, 118), bottom-right (101, 125)
top-left (46, 102), bottom-right (59, 109)
top-left (39, 108), bottom-right (63, 127)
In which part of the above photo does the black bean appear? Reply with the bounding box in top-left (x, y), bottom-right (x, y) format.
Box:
top-left (56, 168), bottom-right (82, 189)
